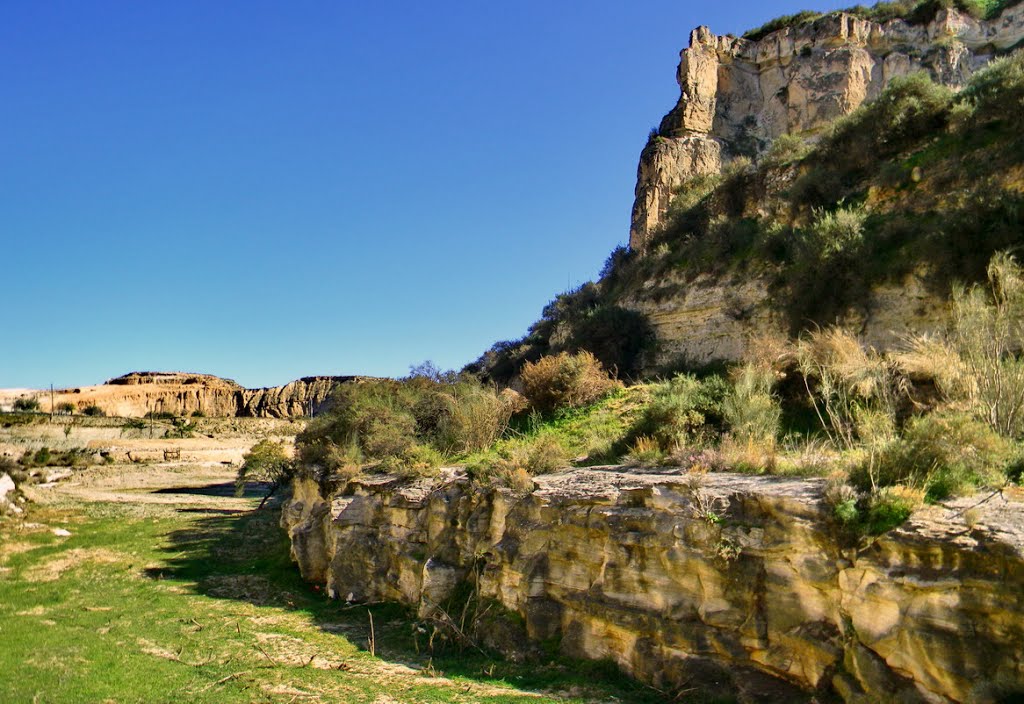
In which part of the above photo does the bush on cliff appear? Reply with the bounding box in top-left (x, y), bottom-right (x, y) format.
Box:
top-left (295, 371), bottom-right (515, 484)
top-left (850, 411), bottom-right (1011, 500)
top-left (465, 283), bottom-right (656, 385)
top-left (632, 373), bottom-right (729, 450)
top-left (520, 351), bottom-right (622, 414)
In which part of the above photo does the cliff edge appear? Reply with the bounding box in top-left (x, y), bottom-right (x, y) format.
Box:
top-left (631, 4), bottom-right (1024, 250)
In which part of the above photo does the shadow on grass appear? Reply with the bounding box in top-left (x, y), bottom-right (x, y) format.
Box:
top-left (152, 481), bottom-right (270, 499)
top-left (141, 483), bottom-right (677, 703)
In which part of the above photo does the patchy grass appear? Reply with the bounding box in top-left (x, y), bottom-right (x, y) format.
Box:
top-left (0, 490), bottom-right (680, 703)
top-left (462, 386), bottom-right (652, 472)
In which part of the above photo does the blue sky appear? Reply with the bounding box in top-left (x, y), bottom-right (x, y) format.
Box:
top-left (1, 0), bottom-right (848, 389)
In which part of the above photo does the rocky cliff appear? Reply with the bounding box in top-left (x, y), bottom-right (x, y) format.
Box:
top-left (283, 468), bottom-right (1024, 703)
top-left (630, 4), bottom-right (1024, 250)
top-left (1, 372), bottom-right (361, 418)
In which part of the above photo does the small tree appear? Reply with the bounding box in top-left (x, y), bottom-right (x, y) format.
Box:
top-left (13, 397), bottom-right (40, 412)
top-left (236, 440), bottom-right (295, 509)
top-left (169, 416), bottom-right (195, 437)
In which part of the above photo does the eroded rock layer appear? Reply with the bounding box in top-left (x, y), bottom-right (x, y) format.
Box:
top-left (2, 372), bottom-right (361, 418)
top-left (630, 5), bottom-right (1024, 250)
top-left (283, 468), bottom-right (1024, 703)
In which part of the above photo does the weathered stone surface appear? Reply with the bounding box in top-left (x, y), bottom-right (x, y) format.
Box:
top-left (0, 373), bottom-right (365, 418)
top-left (630, 5), bottom-right (1024, 250)
top-left (621, 268), bottom-right (949, 368)
top-left (284, 468), bottom-right (1024, 702)
top-left (0, 473), bottom-right (15, 504)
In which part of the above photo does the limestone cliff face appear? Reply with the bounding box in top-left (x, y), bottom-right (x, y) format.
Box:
top-left (630, 4), bottom-right (1024, 251)
top-left (620, 269), bottom-right (949, 367)
top-left (7, 372), bottom-right (362, 418)
top-left (238, 377), bottom-right (349, 418)
top-left (283, 469), bottom-right (1024, 703)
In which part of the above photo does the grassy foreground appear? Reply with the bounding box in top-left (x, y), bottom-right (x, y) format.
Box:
top-left (0, 480), bottom-right (667, 704)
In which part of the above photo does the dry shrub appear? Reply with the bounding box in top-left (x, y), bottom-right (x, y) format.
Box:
top-left (520, 351), bottom-right (621, 413)
top-left (624, 436), bottom-right (665, 468)
top-left (723, 362), bottom-right (781, 448)
top-left (899, 252), bottom-right (1024, 438)
top-left (855, 411), bottom-right (1011, 501)
top-left (795, 327), bottom-right (902, 450)
top-left (436, 384), bottom-right (515, 454)
top-left (718, 433), bottom-right (777, 474)
top-left (469, 434), bottom-right (567, 490)
top-left (778, 435), bottom-right (835, 476)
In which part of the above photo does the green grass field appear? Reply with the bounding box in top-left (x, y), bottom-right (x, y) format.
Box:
top-left (0, 477), bottom-right (671, 704)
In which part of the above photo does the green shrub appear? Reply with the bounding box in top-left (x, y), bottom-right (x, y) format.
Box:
top-left (467, 434), bottom-right (568, 485)
top-left (905, 252), bottom-right (1024, 439)
top-left (723, 362), bottom-right (781, 445)
top-left (743, 10), bottom-right (823, 40)
top-left (762, 133), bottom-right (811, 167)
top-left (55, 402), bottom-right (75, 415)
top-left (853, 412), bottom-right (1010, 500)
top-left (566, 305), bottom-right (656, 379)
top-left (825, 473), bottom-right (921, 536)
top-left (434, 384), bottom-right (514, 454)
top-left (634, 374), bottom-right (729, 449)
top-left (521, 351), bottom-right (621, 413)
top-left (82, 405), bottom-right (105, 417)
top-left (235, 439), bottom-right (295, 509)
top-left (13, 397), bottom-right (40, 412)
top-left (955, 50), bottom-right (1024, 129)
top-left (169, 416), bottom-right (195, 438)
top-left (19, 446), bottom-right (93, 469)
top-left (865, 486), bottom-right (920, 534)
top-left (297, 375), bottom-right (512, 481)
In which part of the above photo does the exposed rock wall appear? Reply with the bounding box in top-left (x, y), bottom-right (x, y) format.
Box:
top-left (630, 5), bottom-right (1024, 251)
top-left (283, 469), bottom-right (1024, 703)
top-left (3, 373), bottom-right (361, 418)
top-left (621, 269), bottom-right (949, 367)
top-left (238, 377), bottom-right (349, 418)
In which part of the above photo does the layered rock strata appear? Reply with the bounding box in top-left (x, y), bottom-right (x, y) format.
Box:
top-left (630, 4), bottom-right (1024, 250)
top-left (283, 468), bottom-right (1024, 703)
top-left (1, 372), bottom-right (361, 418)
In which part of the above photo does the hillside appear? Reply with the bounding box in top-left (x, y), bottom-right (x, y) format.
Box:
top-left (471, 0), bottom-right (1024, 381)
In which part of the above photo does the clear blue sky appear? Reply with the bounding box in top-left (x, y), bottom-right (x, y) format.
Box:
top-left (1, 0), bottom-right (847, 389)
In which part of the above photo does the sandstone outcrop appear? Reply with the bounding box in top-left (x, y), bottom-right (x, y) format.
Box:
top-left (283, 468), bottom-right (1024, 703)
top-left (620, 268), bottom-right (949, 367)
top-left (630, 4), bottom-right (1024, 251)
top-left (0, 472), bottom-right (18, 515)
top-left (0, 372), bottom-right (364, 418)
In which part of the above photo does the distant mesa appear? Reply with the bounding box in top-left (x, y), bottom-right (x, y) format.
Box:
top-left (0, 371), bottom-right (368, 418)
